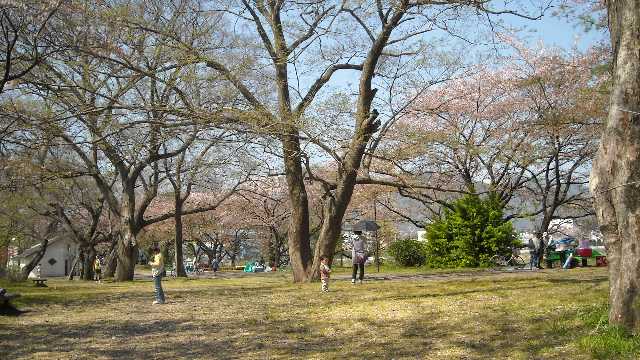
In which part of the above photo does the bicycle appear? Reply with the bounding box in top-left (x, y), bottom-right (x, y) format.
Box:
top-left (490, 249), bottom-right (526, 270)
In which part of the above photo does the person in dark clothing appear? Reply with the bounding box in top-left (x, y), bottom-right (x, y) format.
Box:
top-left (212, 258), bottom-right (219, 276)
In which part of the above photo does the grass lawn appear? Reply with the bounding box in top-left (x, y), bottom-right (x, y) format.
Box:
top-left (1, 267), bottom-right (638, 359)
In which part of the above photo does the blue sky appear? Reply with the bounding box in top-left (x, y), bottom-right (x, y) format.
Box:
top-left (507, 10), bottom-right (607, 51)
top-left (299, 4), bottom-right (609, 99)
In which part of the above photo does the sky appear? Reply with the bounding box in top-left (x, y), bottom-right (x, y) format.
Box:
top-left (321, 3), bottom-right (608, 93)
top-left (507, 8), bottom-right (607, 51)
top-left (303, 3), bottom-right (609, 165)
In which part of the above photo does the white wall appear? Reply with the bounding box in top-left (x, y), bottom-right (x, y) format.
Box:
top-left (15, 239), bottom-right (78, 277)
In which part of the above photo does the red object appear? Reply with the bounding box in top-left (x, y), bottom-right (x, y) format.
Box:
top-left (596, 256), bottom-right (608, 267)
top-left (576, 248), bottom-right (592, 257)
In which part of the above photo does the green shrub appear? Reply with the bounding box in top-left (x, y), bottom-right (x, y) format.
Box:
top-left (424, 193), bottom-right (518, 268)
top-left (388, 239), bottom-right (427, 267)
top-left (4, 264), bottom-right (24, 282)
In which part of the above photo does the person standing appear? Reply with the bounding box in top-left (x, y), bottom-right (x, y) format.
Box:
top-left (528, 236), bottom-right (541, 270)
top-left (534, 235), bottom-right (543, 269)
top-left (93, 257), bottom-right (102, 283)
top-left (319, 255), bottom-right (331, 292)
top-left (212, 258), bottom-right (219, 277)
top-left (148, 246), bottom-right (165, 305)
top-left (351, 231), bottom-right (366, 284)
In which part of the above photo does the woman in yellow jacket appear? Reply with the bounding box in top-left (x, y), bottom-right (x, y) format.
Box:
top-left (148, 246), bottom-right (165, 304)
top-left (93, 257), bottom-right (102, 283)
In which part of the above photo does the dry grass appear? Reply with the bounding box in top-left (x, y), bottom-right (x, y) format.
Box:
top-left (0, 267), bottom-right (617, 359)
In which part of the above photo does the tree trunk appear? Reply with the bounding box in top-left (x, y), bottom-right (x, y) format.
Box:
top-left (0, 244), bottom-right (8, 277)
top-left (174, 200), bottom-right (187, 277)
top-left (115, 229), bottom-right (138, 281)
top-left (267, 228), bottom-right (283, 268)
top-left (113, 181), bottom-right (140, 281)
top-left (195, 237), bottom-right (215, 267)
top-left (103, 240), bottom-right (118, 278)
top-left (534, 232), bottom-right (546, 268)
top-left (266, 232), bottom-right (275, 267)
top-left (19, 220), bottom-right (58, 280)
top-left (67, 253), bottom-right (80, 280)
top-left (229, 231), bottom-right (240, 267)
top-left (215, 243), bottom-right (225, 266)
top-left (311, 178), bottom-right (361, 278)
top-left (312, 196), bottom-right (345, 276)
top-left (590, 0), bottom-right (640, 333)
top-left (282, 134), bottom-right (313, 282)
top-left (535, 215), bottom-right (553, 267)
top-left (81, 247), bottom-right (96, 281)
top-left (310, 109), bottom-right (380, 279)
top-left (307, 9), bottom-right (391, 278)
top-left (20, 238), bottom-right (49, 280)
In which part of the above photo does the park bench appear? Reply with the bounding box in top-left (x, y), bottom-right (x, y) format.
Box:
top-left (31, 278), bottom-right (48, 287)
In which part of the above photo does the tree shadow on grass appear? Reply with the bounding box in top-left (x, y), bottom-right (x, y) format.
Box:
top-left (546, 276), bottom-right (608, 285)
top-left (368, 306), bottom-right (586, 359)
top-left (0, 270), bottom-right (608, 359)
top-left (11, 281), bottom-right (284, 310)
top-left (1, 318), bottom-right (257, 359)
top-left (362, 283), bottom-right (543, 303)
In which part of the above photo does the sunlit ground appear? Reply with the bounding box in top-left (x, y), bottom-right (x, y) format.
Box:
top-left (2, 267), bottom-right (636, 359)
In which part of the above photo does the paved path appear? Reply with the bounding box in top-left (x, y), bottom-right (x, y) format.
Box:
top-left (134, 269), bottom-right (283, 280)
top-left (332, 268), bottom-right (544, 282)
top-left (136, 266), bottom-right (567, 282)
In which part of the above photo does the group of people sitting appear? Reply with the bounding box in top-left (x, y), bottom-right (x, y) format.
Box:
top-left (244, 258), bottom-right (274, 272)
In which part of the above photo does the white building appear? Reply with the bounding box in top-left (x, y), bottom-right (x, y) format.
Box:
top-left (10, 237), bottom-right (78, 277)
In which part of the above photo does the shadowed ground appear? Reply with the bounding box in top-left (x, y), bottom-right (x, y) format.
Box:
top-left (0, 268), bottom-right (612, 359)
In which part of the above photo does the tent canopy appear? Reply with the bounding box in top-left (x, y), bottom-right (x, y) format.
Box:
top-left (352, 220), bottom-right (380, 232)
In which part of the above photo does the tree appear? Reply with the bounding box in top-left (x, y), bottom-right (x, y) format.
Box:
top-left (5, 0), bottom-right (550, 283)
top-left (181, 211), bottom-right (231, 266)
top-left (52, 177), bottom-right (112, 281)
top-left (424, 193), bottom-right (518, 268)
top-left (307, 2), bottom-right (551, 280)
top-left (206, 1), bottom-right (361, 282)
top-left (21, 2), bottom-right (236, 281)
top-left (161, 129), bottom-right (252, 276)
top-left (132, 0), bottom-right (547, 282)
top-left (0, 1), bottom-right (67, 261)
top-left (512, 44), bottom-right (607, 251)
top-left (590, 0), bottom-right (640, 332)
top-left (0, 0), bottom-right (63, 94)
top-left (378, 44), bottom-right (607, 246)
top-left (232, 178), bottom-right (294, 268)
top-left (0, 146), bottom-right (71, 280)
